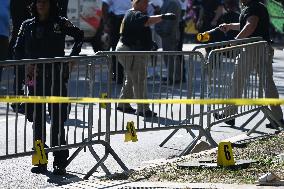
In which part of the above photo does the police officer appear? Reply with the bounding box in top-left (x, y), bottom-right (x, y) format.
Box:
top-left (14, 0), bottom-right (84, 174)
top-left (116, 0), bottom-right (176, 117)
top-left (10, 0), bottom-right (32, 113)
top-left (10, 0), bottom-right (68, 113)
top-left (215, 0), bottom-right (283, 128)
top-left (102, 0), bottom-right (132, 84)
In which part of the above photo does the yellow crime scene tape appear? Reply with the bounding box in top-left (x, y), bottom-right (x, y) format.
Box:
top-left (1, 96), bottom-right (284, 105)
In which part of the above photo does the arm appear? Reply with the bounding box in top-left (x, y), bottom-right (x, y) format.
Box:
top-left (235, 15), bottom-right (258, 39)
top-left (60, 19), bottom-right (84, 56)
top-left (219, 22), bottom-right (240, 32)
top-left (145, 15), bottom-right (163, 26)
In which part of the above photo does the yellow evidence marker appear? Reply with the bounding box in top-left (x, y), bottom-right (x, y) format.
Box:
top-left (100, 93), bottom-right (108, 109)
top-left (217, 141), bottom-right (235, 166)
top-left (124, 121), bottom-right (138, 142)
top-left (32, 140), bottom-right (48, 165)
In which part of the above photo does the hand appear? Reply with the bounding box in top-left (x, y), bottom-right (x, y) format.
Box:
top-left (161, 13), bottom-right (176, 20)
top-left (218, 23), bottom-right (230, 33)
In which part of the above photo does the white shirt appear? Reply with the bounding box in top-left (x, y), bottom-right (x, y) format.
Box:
top-left (102, 0), bottom-right (132, 16)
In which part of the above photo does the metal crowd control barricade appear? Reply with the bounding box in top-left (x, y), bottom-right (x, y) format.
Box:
top-left (205, 41), bottom-right (283, 139)
top-left (94, 51), bottom-right (217, 160)
top-left (0, 55), bottom-right (128, 179)
top-left (160, 37), bottom-right (262, 149)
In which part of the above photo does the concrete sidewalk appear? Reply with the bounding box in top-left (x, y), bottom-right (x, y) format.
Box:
top-left (51, 180), bottom-right (284, 189)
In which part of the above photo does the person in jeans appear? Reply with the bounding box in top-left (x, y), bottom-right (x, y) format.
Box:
top-left (215, 0), bottom-right (283, 128)
top-left (116, 0), bottom-right (176, 117)
top-left (14, 0), bottom-right (83, 174)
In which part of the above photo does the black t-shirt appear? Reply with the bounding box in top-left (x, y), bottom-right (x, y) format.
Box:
top-left (195, 0), bottom-right (223, 31)
top-left (240, 0), bottom-right (270, 42)
top-left (120, 9), bottom-right (153, 50)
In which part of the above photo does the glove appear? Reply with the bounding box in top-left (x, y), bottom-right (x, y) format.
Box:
top-left (161, 13), bottom-right (176, 20)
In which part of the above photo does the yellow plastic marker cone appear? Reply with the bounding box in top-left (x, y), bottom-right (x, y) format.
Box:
top-left (32, 140), bottom-right (48, 165)
top-left (124, 121), bottom-right (138, 142)
top-left (217, 141), bottom-right (235, 166)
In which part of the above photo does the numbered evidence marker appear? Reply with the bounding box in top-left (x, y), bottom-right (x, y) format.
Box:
top-left (124, 121), bottom-right (138, 142)
top-left (217, 141), bottom-right (235, 166)
top-left (100, 93), bottom-right (108, 109)
top-left (32, 140), bottom-right (48, 165)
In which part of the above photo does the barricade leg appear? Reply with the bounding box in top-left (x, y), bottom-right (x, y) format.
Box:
top-left (247, 115), bottom-right (266, 136)
top-left (84, 141), bottom-right (129, 180)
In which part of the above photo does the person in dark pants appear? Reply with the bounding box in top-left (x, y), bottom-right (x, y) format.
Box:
top-left (10, 0), bottom-right (32, 113)
top-left (102, 0), bottom-right (132, 84)
top-left (10, 0), bottom-right (68, 112)
top-left (215, 0), bottom-right (283, 128)
top-left (14, 0), bottom-right (84, 174)
top-left (195, 0), bottom-right (223, 32)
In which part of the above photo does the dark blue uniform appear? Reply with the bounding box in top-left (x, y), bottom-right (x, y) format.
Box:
top-left (14, 16), bottom-right (83, 168)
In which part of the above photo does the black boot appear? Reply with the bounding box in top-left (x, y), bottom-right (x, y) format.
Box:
top-left (31, 164), bottom-right (47, 174)
top-left (53, 165), bottom-right (66, 175)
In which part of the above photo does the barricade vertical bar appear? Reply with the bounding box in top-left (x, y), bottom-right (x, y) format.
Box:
top-left (50, 63), bottom-right (54, 147)
top-left (82, 63), bottom-right (88, 143)
top-left (74, 63), bottom-right (79, 144)
top-left (66, 62), bottom-right (72, 145)
top-left (112, 55), bottom-right (118, 132)
top-left (42, 63), bottom-right (46, 144)
top-left (192, 55), bottom-right (196, 124)
top-left (24, 65), bottom-right (28, 152)
top-left (150, 54), bottom-right (156, 128)
top-left (106, 56), bottom-right (112, 143)
top-left (59, 62), bottom-right (63, 146)
top-left (88, 64), bottom-right (94, 142)
top-left (199, 54), bottom-right (205, 130)
top-left (158, 57), bottom-right (162, 127)
top-left (5, 67), bottom-right (10, 155)
top-left (15, 65), bottom-right (18, 153)
top-left (98, 63), bottom-right (103, 141)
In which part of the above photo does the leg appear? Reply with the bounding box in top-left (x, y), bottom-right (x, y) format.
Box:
top-left (264, 46), bottom-right (283, 120)
top-left (50, 67), bottom-right (69, 174)
top-left (127, 55), bottom-right (151, 113)
top-left (162, 36), bottom-right (181, 82)
top-left (223, 53), bottom-right (251, 116)
top-left (116, 42), bottom-right (134, 110)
